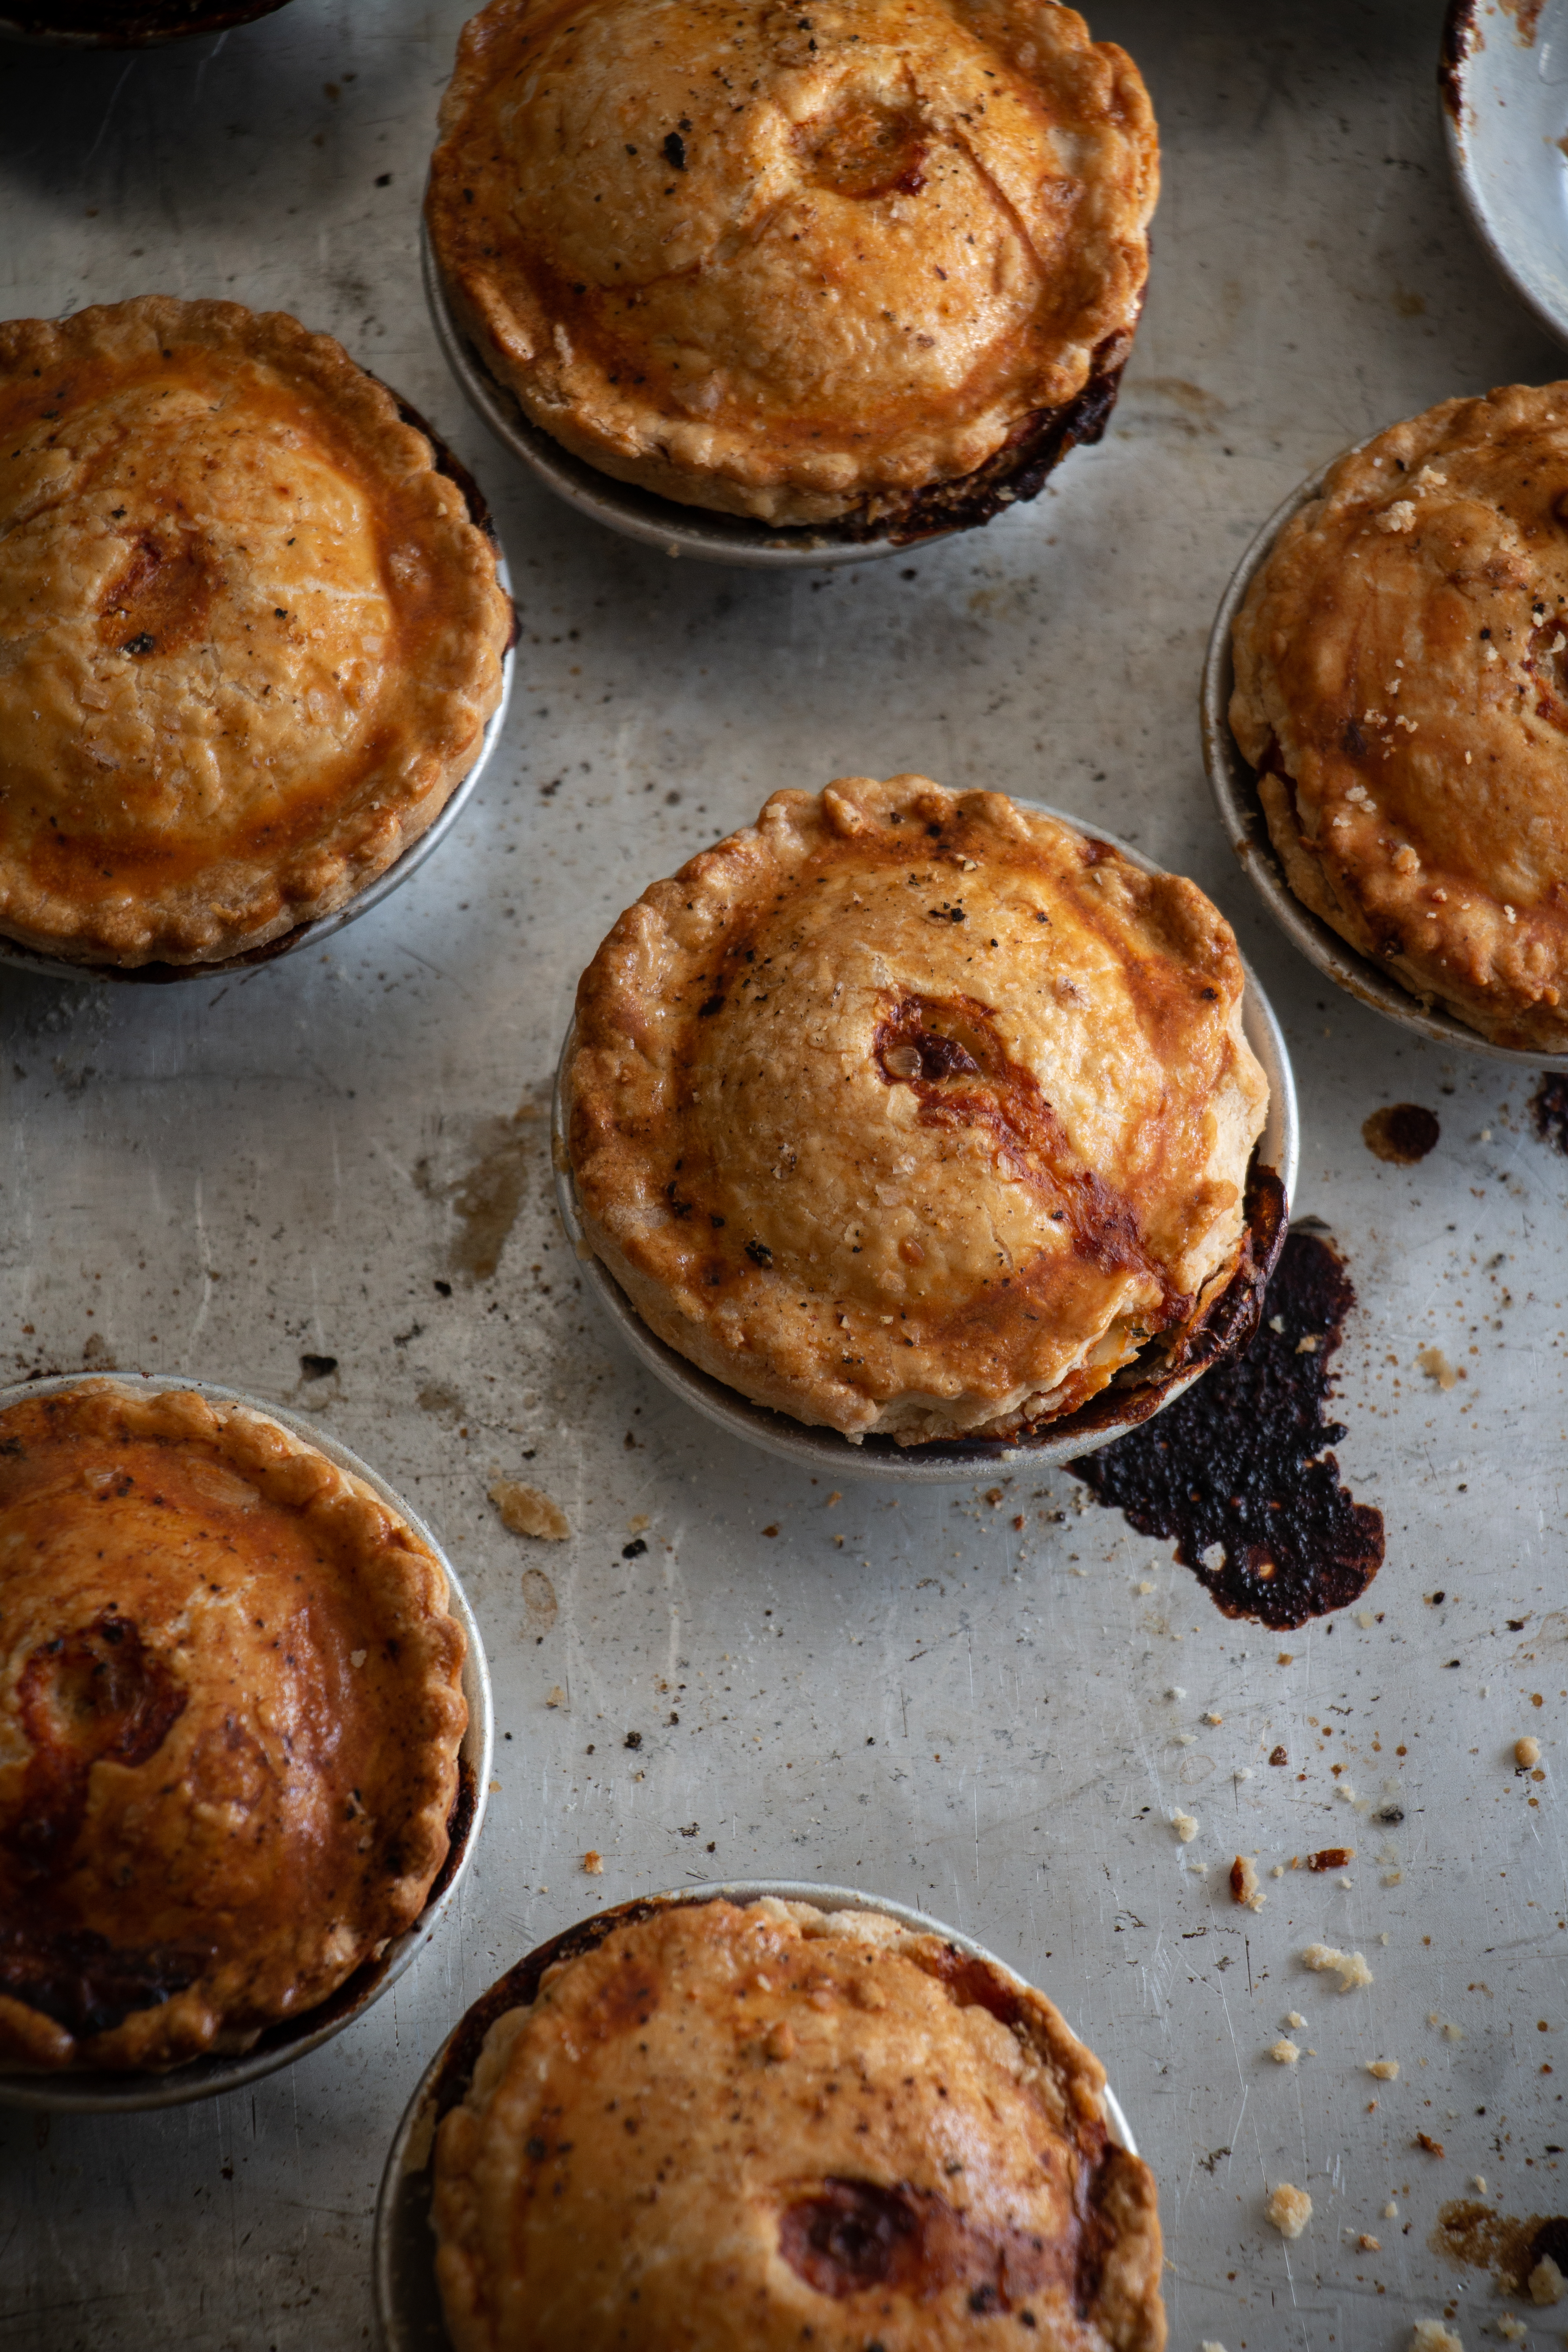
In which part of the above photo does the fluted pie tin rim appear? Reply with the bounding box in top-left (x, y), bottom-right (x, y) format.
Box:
top-left (0, 544), bottom-right (514, 986)
top-left (551, 800), bottom-right (1300, 1484)
top-left (0, 1371), bottom-right (492, 2113)
top-left (1202, 463), bottom-right (1568, 1071)
top-left (371, 1878), bottom-right (1139, 2352)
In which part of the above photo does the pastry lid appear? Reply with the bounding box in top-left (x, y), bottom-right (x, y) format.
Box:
top-left (0, 1372), bottom-right (492, 2113)
top-left (553, 800), bottom-right (1299, 1483)
top-left (372, 1880), bottom-right (1139, 2352)
top-left (1203, 462), bottom-right (1568, 1072)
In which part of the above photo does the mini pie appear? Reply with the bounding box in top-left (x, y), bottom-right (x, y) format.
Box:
top-left (0, 295), bottom-right (511, 968)
top-left (431, 1894), bottom-right (1166, 2352)
top-left (0, 0), bottom-right (293, 38)
top-left (566, 775), bottom-right (1271, 1444)
top-left (0, 1380), bottom-right (468, 2072)
top-left (1230, 381), bottom-right (1568, 1052)
top-left (427, 0), bottom-right (1158, 533)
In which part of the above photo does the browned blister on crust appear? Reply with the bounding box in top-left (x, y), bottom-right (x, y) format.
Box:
top-left (1230, 380), bottom-right (1568, 1051)
top-left (0, 1380), bottom-right (467, 2071)
top-left (0, 296), bottom-right (511, 966)
top-left (431, 1896), bottom-right (1166, 2352)
top-left (426, 0), bottom-right (1158, 529)
top-left (567, 775), bottom-right (1268, 1444)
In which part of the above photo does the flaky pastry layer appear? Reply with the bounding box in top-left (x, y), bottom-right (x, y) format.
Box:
top-left (0, 1380), bottom-right (467, 2071)
top-left (432, 1895), bottom-right (1166, 2352)
top-left (567, 775), bottom-right (1268, 1442)
top-left (0, 296), bottom-right (510, 966)
top-left (1230, 380), bottom-right (1568, 1051)
top-left (427, 0), bottom-right (1157, 527)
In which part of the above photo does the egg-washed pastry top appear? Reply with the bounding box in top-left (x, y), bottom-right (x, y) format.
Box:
top-left (0, 1381), bottom-right (467, 2072)
top-left (1230, 381), bottom-right (1568, 1052)
top-left (426, 0), bottom-right (1158, 532)
top-left (0, 296), bottom-right (511, 967)
top-left (567, 776), bottom-right (1269, 1444)
top-left (431, 1894), bottom-right (1166, 2352)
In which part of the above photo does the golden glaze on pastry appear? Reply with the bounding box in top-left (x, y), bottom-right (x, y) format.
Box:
top-left (0, 1381), bottom-right (467, 2071)
top-left (1230, 382), bottom-right (1568, 1051)
top-left (0, 297), bottom-right (510, 967)
top-left (566, 777), bottom-right (1269, 1443)
top-left (427, 0), bottom-right (1157, 530)
top-left (431, 1896), bottom-right (1166, 2352)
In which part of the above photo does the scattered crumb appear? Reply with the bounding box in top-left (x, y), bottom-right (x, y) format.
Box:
top-left (1359, 2233), bottom-right (1382, 2251)
top-left (1167, 1686), bottom-right (1187, 1700)
top-left (1443, 2021), bottom-right (1465, 2041)
top-left (1384, 2202), bottom-right (1399, 2220)
top-left (545, 1685), bottom-right (567, 1707)
top-left (1231, 1855), bottom-right (1265, 1911)
top-left (1495, 2320), bottom-right (1526, 2344)
top-left (1356, 1609), bottom-right (1378, 1628)
top-left (1302, 1942), bottom-right (1374, 1991)
top-left (582, 1850), bottom-right (603, 1874)
top-left (489, 1477), bottom-right (570, 1540)
top-left (1171, 1810), bottom-right (1199, 1843)
top-left (1175, 1733), bottom-right (1197, 1746)
top-left (1416, 1345), bottom-right (1458, 1391)
top-left (1530, 2254), bottom-right (1565, 2305)
top-left (1384, 1870), bottom-right (1404, 1886)
top-left (1200, 2343), bottom-right (1228, 2352)
top-left (1516, 1735), bottom-right (1542, 1769)
top-left (1367, 2059), bottom-right (1400, 2080)
top-left (1266, 2182), bottom-right (1313, 2238)
top-left (1271, 1863), bottom-right (1286, 1878)
top-left (1202, 1709), bottom-right (1224, 1725)
top-left (1378, 499), bottom-right (1418, 533)
top-left (626, 1513), bottom-right (649, 1533)
top-left (1472, 2176), bottom-right (1487, 2194)
top-left (1415, 2132), bottom-right (1446, 2158)
top-left (1270, 2039), bottom-right (1301, 2065)
top-left (1286, 2011), bottom-right (1307, 2029)
top-left (1409, 2325), bottom-right (1463, 2352)
top-left (1137, 1578), bottom-right (1154, 1594)
top-left (1235, 1766), bottom-right (1253, 1782)
top-left (349, 1648), bottom-right (367, 1668)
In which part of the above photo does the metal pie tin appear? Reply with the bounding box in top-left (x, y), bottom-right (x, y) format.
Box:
top-left (372, 1879), bottom-right (1139, 2352)
top-left (0, 0), bottom-right (294, 45)
top-left (1202, 465), bottom-right (1568, 1071)
top-left (0, 1372), bottom-right (492, 2114)
top-left (551, 800), bottom-right (1299, 1483)
top-left (1440, 0), bottom-right (1568, 351)
top-left (0, 533), bottom-right (514, 986)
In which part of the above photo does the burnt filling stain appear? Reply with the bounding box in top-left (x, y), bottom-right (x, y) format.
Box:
top-left (778, 2177), bottom-right (1072, 2313)
top-left (0, 1921), bottom-right (205, 2040)
top-left (1434, 2199), bottom-right (1568, 2296)
top-left (1070, 1230), bottom-right (1384, 1629)
top-left (6, 1611), bottom-right (188, 1878)
top-left (1531, 1072), bottom-right (1568, 1156)
top-left (1362, 1102), bottom-right (1440, 1165)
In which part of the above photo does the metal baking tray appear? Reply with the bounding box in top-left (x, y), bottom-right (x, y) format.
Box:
top-left (551, 802), bottom-right (1299, 1482)
top-left (371, 1880), bottom-right (1139, 2352)
top-left (0, 1373), bottom-right (492, 2115)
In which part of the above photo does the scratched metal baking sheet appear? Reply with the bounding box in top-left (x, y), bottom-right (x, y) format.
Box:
top-left (1, 4), bottom-right (1565, 2347)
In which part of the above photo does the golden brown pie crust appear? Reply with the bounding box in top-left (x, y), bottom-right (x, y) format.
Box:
top-left (0, 296), bottom-right (511, 968)
top-left (431, 1895), bottom-right (1166, 2352)
top-left (427, 0), bottom-right (1158, 530)
top-left (0, 1380), bottom-right (467, 2072)
top-left (567, 776), bottom-right (1269, 1444)
top-left (1230, 381), bottom-right (1568, 1052)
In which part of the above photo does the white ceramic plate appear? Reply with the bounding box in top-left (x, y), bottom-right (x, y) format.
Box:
top-left (1442, 0), bottom-right (1568, 347)
top-left (372, 1880), bottom-right (1140, 2352)
top-left (0, 1373), bottom-right (492, 2113)
top-left (551, 802), bottom-right (1299, 1484)
top-left (1203, 460), bottom-right (1568, 1071)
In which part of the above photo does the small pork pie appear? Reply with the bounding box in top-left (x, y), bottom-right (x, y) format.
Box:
top-left (566, 776), bottom-right (1271, 1444)
top-left (0, 1381), bottom-right (467, 2072)
top-left (426, 0), bottom-right (1158, 535)
top-left (431, 1894), bottom-right (1166, 2352)
top-left (0, 295), bottom-right (510, 967)
top-left (1230, 381), bottom-right (1568, 1052)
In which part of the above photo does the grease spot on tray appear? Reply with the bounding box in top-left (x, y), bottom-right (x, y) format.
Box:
top-left (1363, 1102), bottom-right (1439, 1164)
top-left (415, 1101), bottom-right (542, 1282)
top-left (1070, 1229), bottom-right (1384, 1627)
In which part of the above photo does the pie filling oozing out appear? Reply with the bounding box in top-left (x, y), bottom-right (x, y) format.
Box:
top-left (0, 296), bottom-right (511, 968)
top-left (1230, 380), bottom-right (1568, 1052)
top-left (0, 1381), bottom-right (468, 2073)
top-left (566, 776), bottom-right (1272, 1445)
top-left (426, 0), bottom-right (1158, 533)
top-left (430, 1895), bottom-right (1167, 2352)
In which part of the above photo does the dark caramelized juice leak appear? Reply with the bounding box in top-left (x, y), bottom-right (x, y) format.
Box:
top-left (1070, 1230), bottom-right (1384, 1628)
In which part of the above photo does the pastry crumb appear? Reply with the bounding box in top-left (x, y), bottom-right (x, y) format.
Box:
top-left (1378, 499), bottom-right (1418, 533)
top-left (1266, 2182), bottom-right (1313, 2238)
top-left (1302, 1942), bottom-right (1374, 1991)
top-left (1200, 2342), bottom-right (1228, 2352)
top-left (1495, 2319), bottom-right (1526, 2344)
top-left (1409, 2325), bottom-right (1464, 2352)
top-left (582, 1849), bottom-right (603, 1874)
top-left (1367, 2058), bottom-right (1400, 2079)
top-left (1530, 2254), bottom-right (1566, 2305)
top-left (1286, 2011), bottom-right (1307, 2029)
top-left (1231, 1855), bottom-right (1265, 1910)
top-left (1171, 1810), bottom-right (1199, 1843)
top-left (1269, 2038), bottom-right (1300, 2065)
top-left (1359, 2233), bottom-right (1381, 2251)
top-left (1516, 1734), bottom-right (1542, 1769)
top-left (489, 1477), bottom-right (570, 1540)
top-left (545, 1684), bottom-right (567, 1707)
top-left (1472, 2175), bottom-right (1487, 2194)
top-left (1201, 1709), bottom-right (1224, 1725)
top-left (1384, 2202), bottom-right (1399, 2220)
top-left (1415, 1344), bottom-right (1458, 1390)
top-left (1415, 2131), bottom-right (1446, 2158)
